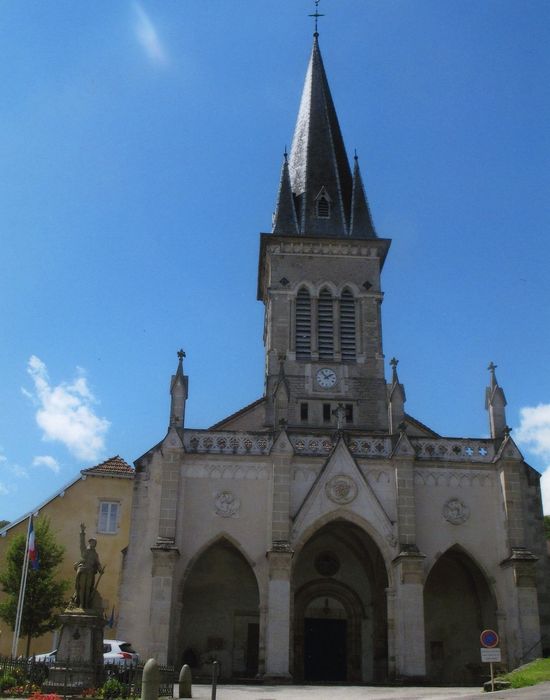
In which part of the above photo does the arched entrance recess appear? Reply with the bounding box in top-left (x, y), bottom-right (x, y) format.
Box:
top-left (178, 538), bottom-right (259, 680)
top-left (293, 519), bottom-right (389, 683)
top-left (424, 546), bottom-right (497, 685)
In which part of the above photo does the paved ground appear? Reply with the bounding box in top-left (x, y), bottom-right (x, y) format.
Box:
top-left (186, 682), bottom-right (550, 700)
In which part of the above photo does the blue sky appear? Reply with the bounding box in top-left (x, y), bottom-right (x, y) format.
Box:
top-left (0, 0), bottom-right (549, 521)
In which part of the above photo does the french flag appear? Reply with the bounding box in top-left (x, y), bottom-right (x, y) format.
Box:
top-left (28, 517), bottom-right (39, 571)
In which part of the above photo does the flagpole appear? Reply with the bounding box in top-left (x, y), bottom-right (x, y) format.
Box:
top-left (11, 515), bottom-right (32, 657)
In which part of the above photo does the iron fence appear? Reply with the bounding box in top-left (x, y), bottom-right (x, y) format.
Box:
top-left (0, 656), bottom-right (175, 697)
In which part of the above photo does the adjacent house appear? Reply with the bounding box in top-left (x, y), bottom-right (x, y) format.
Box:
top-left (0, 456), bottom-right (134, 656)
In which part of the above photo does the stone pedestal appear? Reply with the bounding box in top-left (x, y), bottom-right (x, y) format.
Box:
top-left (55, 611), bottom-right (105, 688)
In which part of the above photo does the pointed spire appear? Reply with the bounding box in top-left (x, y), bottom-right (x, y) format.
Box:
top-left (350, 153), bottom-right (377, 238)
top-left (485, 361), bottom-right (507, 439)
top-left (388, 357), bottom-right (406, 433)
top-left (272, 151), bottom-right (299, 235)
top-left (170, 349), bottom-right (188, 428)
top-left (287, 34), bottom-right (353, 237)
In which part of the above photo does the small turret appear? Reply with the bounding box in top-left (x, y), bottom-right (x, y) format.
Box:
top-left (272, 151), bottom-right (299, 235)
top-left (350, 153), bottom-right (377, 238)
top-left (485, 361), bottom-right (507, 439)
top-left (388, 357), bottom-right (406, 433)
top-left (169, 349), bottom-right (188, 429)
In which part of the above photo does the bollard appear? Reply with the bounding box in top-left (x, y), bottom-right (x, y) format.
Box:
top-left (141, 658), bottom-right (160, 700)
top-left (211, 660), bottom-right (219, 700)
top-left (178, 663), bottom-right (192, 698)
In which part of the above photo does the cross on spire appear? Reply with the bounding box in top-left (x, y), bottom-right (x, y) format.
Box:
top-left (309, 0), bottom-right (325, 36)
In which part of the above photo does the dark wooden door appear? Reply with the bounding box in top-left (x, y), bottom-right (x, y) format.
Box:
top-left (304, 618), bottom-right (347, 681)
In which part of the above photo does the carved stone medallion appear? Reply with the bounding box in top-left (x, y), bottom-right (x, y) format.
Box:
top-left (214, 490), bottom-right (241, 518)
top-left (442, 497), bottom-right (470, 525)
top-left (315, 551), bottom-right (341, 577)
top-left (325, 475), bottom-right (358, 505)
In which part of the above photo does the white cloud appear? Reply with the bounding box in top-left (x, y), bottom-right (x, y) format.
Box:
top-left (25, 355), bottom-right (110, 461)
top-left (0, 482), bottom-right (8, 496)
top-left (515, 403), bottom-right (550, 513)
top-left (33, 455), bottom-right (60, 474)
top-left (134, 3), bottom-right (167, 65)
top-left (11, 464), bottom-right (28, 479)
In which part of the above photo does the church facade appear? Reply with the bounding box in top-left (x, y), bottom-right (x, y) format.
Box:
top-left (117, 32), bottom-right (549, 684)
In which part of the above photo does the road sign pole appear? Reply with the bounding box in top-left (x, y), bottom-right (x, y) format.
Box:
top-left (490, 661), bottom-right (494, 692)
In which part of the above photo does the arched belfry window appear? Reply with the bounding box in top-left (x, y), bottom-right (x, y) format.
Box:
top-left (295, 287), bottom-right (312, 359)
top-left (315, 187), bottom-right (331, 219)
top-left (318, 288), bottom-right (334, 360)
top-left (340, 288), bottom-right (356, 361)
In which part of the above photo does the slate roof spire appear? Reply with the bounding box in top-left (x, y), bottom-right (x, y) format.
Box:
top-left (272, 33), bottom-right (377, 239)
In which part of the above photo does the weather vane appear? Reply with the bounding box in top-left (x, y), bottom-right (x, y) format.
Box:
top-left (309, 0), bottom-right (325, 35)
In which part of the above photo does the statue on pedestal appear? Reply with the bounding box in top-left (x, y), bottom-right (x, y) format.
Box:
top-left (71, 523), bottom-right (105, 611)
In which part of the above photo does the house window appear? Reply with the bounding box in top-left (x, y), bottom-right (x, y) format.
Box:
top-left (318, 289), bottom-right (334, 360)
top-left (323, 403), bottom-right (332, 423)
top-left (98, 501), bottom-right (119, 534)
top-left (345, 404), bottom-right (354, 423)
top-left (300, 402), bottom-right (309, 421)
top-left (295, 287), bottom-right (312, 359)
top-left (340, 288), bottom-right (356, 361)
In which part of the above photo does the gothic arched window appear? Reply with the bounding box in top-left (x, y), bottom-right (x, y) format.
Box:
top-left (295, 287), bottom-right (312, 359)
top-left (318, 288), bottom-right (334, 360)
top-left (340, 288), bottom-right (356, 361)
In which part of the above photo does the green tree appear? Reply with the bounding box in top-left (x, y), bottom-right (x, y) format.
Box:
top-left (544, 515), bottom-right (550, 540)
top-left (0, 518), bottom-right (69, 657)
top-left (0, 521), bottom-right (10, 529)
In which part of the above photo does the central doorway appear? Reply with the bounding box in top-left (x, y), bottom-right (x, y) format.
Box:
top-left (304, 618), bottom-right (347, 681)
top-left (292, 519), bottom-right (389, 683)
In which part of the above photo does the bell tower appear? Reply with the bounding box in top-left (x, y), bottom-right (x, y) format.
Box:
top-left (258, 32), bottom-right (391, 432)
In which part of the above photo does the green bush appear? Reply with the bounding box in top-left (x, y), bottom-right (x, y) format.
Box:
top-left (0, 673), bottom-right (18, 691)
top-left (99, 677), bottom-right (126, 699)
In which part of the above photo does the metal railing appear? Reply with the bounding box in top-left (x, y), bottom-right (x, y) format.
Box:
top-left (0, 655), bottom-right (175, 697)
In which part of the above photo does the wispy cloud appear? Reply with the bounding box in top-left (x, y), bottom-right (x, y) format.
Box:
top-left (515, 403), bottom-right (550, 513)
top-left (25, 355), bottom-right (110, 461)
top-left (0, 451), bottom-right (20, 492)
top-left (33, 455), bottom-right (61, 474)
top-left (134, 3), bottom-right (167, 65)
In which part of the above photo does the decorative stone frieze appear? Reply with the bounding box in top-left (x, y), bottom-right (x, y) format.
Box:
top-left (185, 463), bottom-right (269, 479)
top-left (410, 438), bottom-right (494, 462)
top-left (414, 469), bottom-right (493, 487)
top-left (184, 431), bottom-right (273, 455)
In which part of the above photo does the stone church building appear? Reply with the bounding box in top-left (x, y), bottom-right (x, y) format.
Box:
top-left (117, 31), bottom-right (549, 684)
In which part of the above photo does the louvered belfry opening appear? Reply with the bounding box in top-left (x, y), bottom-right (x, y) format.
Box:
top-left (318, 289), bottom-right (334, 360)
top-left (296, 287), bottom-right (312, 359)
top-left (340, 288), bottom-right (356, 361)
top-left (316, 195), bottom-right (330, 219)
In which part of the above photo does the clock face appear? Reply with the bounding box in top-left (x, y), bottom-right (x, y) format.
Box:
top-left (316, 368), bottom-right (337, 388)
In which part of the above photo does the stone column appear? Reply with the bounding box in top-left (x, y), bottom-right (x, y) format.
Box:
top-left (391, 553), bottom-right (426, 680)
top-left (149, 546), bottom-right (180, 664)
top-left (264, 548), bottom-right (293, 680)
top-left (390, 441), bottom-right (426, 680)
top-left (501, 552), bottom-right (541, 664)
top-left (498, 448), bottom-right (542, 664)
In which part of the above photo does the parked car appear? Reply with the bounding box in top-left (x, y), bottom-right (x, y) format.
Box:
top-left (31, 640), bottom-right (139, 666)
top-left (103, 640), bottom-right (139, 666)
top-left (32, 650), bottom-right (57, 664)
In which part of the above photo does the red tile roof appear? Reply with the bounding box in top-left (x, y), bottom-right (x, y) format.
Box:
top-left (81, 455), bottom-right (134, 477)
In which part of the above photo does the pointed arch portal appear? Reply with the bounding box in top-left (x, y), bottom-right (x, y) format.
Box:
top-left (178, 539), bottom-right (259, 680)
top-left (292, 519), bottom-right (388, 683)
top-left (424, 546), bottom-right (497, 685)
